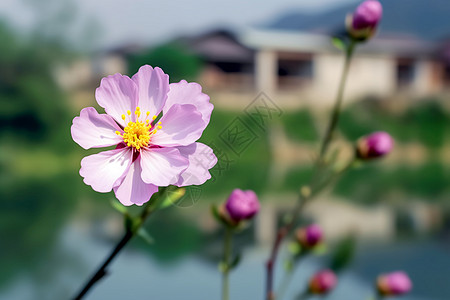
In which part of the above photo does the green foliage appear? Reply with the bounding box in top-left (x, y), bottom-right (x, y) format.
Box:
top-left (0, 21), bottom-right (69, 145)
top-left (0, 173), bottom-right (78, 287)
top-left (141, 209), bottom-right (204, 263)
top-left (198, 110), bottom-right (272, 197)
top-left (329, 235), bottom-right (356, 272)
top-left (403, 101), bottom-right (448, 148)
top-left (339, 98), bottom-right (450, 148)
top-left (282, 166), bottom-right (314, 192)
top-left (334, 161), bottom-right (450, 204)
top-left (0, 19), bottom-right (78, 288)
top-left (128, 42), bottom-right (203, 82)
top-left (280, 110), bottom-right (319, 143)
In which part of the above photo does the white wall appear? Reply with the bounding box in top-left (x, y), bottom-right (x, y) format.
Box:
top-left (312, 52), bottom-right (397, 104)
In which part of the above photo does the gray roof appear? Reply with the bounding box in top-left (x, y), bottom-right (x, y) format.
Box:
top-left (239, 28), bottom-right (435, 57)
top-left (265, 0), bottom-right (450, 42)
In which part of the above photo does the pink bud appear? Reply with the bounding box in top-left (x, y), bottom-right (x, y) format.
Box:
top-left (356, 131), bottom-right (394, 159)
top-left (225, 189), bottom-right (260, 222)
top-left (377, 271), bottom-right (412, 296)
top-left (309, 269), bottom-right (337, 294)
top-left (347, 0), bottom-right (383, 40)
top-left (295, 224), bottom-right (323, 248)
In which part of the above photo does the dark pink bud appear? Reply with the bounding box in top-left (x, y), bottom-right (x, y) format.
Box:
top-left (225, 189), bottom-right (260, 221)
top-left (356, 131), bottom-right (393, 159)
top-left (352, 0), bottom-right (382, 30)
top-left (377, 271), bottom-right (412, 296)
top-left (309, 269), bottom-right (337, 294)
top-left (295, 224), bottom-right (323, 248)
top-left (347, 0), bottom-right (383, 40)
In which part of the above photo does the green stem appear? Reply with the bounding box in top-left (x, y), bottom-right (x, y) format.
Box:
top-left (222, 227), bottom-right (233, 300)
top-left (373, 293), bottom-right (384, 300)
top-left (318, 40), bottom-right (356, 163)
top-left (296, 290), bottom-right (311, 300)
top-left (276, 266), bottom-right (294, 300)
top-left (265, 40), bottom-right (357, 300)
top-left (72, 188), bottom-right (168, 300)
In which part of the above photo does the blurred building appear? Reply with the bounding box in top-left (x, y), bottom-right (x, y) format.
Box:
top-left (61, 0), bottom-right (450, 109)
top-left (179, 0), bottom-right (450, 107)
top-left (186, 28), bottom-right (444, 106)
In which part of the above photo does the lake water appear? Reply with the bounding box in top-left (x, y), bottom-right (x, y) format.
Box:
top-left (2, 217), bottom-right (448, 300)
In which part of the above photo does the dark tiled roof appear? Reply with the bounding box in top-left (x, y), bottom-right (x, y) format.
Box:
top-left (265, 0), bottom-right (450, 42)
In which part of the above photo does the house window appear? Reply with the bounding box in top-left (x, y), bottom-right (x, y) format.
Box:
top-left (442, 64), bottom-right (450, 86)
top-left (396, 58), bottom-right (415, 87)
top-left (277, 54), bottom-right (313, 90)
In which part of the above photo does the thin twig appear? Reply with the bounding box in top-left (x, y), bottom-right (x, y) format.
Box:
top-left (72, 188), bottom-right (168, 300)
top-left (264, 39), bottom-right (357, 300)
top-left (222, 227), bottom-right (233, 300)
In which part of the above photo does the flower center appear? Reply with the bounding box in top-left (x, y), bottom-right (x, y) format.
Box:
top-left (115, 107), bottom-right (162, 151)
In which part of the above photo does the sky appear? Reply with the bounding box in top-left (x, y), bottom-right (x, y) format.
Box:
top-left (0, 0), bottom-right (357, 49)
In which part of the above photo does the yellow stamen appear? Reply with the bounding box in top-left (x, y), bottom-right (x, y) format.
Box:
top-left (115, 109), bottom-right (162, 151)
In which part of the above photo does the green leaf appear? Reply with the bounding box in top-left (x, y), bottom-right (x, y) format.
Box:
top-left (288, 242), bottom-right (302, 255)
top-left (331, 36), bottom-right (346, 51)
top-left (211, 204), bottom-right (222, 222)
top-left (159, 187), bottom-right (186, 209)
top-left (284, 259), bottom-right (294, 272)
top-left (218, 261), bottom-right (227, 273)
top-left (330, 235), bottom-right (356, 272)
top-left (312, 243), bottom-right (328, 255)
top-left (229, 254), bottom-right (241, 269)
top-left (137, 227), bottom-right (154, 244)
top-left (110, 199), bottom-right (128, 214)
top-left (211, 204), bottom-right (230, 227)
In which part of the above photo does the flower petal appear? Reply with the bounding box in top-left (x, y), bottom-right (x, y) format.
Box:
top-left (164, 80), bottom-right (213, 125)
top-left (175, 143), bottom-right (217, 186)
top-left (80, 148), bottom-right (132, 193)
top-left (151, 104), bottom-right (205, 147)
top-left (113, 156), bottom-right (158, 206)
top-left (132, 65), bottom-right (169, 117)
top-left (95, 73), bottom-right (137, 126)
top-left (71, 107), bottom-right (123, 150)
top-left (140, 147), bottom-right (189, 186)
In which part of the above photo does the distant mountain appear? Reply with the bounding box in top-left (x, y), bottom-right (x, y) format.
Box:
top-left (265, 0), bottom-right (450, 41)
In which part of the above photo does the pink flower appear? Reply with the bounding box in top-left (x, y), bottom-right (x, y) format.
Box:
top-left (309, 269), bottom-right (337, 294)
top-left (71, 65), bottom-right (217, 206)
top-left (225, 189), bottom-right (260, 222)
top-left (377, 271), bottom-right (412, 296)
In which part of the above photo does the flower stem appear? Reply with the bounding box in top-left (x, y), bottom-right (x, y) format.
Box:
top-left (72, 189), bottom-right (168, 300)
top-left (318, 39), bottom-right (356, 162)
top-left (276, 261), bottom-right (297, 300)
top-left (265, 39), bottom-right (357, 300)
top-left (222, 227), bottom-right (233, 300)
top-left (373, 293), bottom-right (384, 300)
top-left (73, 228), bottom-right (134, 300)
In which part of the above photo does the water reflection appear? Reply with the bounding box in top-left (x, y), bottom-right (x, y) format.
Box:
top-left (1, 200), bottom-right (448, 300)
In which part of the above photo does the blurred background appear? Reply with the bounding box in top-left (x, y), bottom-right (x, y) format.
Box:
top-left (1, 0), bottom-right (450, 299)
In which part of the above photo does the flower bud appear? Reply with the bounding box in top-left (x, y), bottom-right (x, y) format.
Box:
top-left (295, 224), bottom-right (323, 248)
top-left (356, 131), bottom-right (393, 159)
top-left (377, 271), bottom-right (412, 296)
top-left (309, 269), bottom-right (337, 294)
top-left (225, 189), bottom-right (260, 222)
top-left (347, 0), bottom-right (383, 40)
